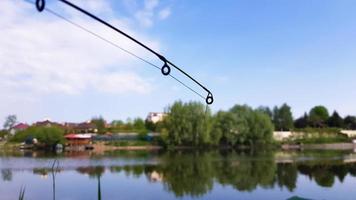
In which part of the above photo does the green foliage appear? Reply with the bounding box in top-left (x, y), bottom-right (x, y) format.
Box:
top-left (327, 111), bottom-right (344, 128)
top-left (211, 111), bottom-right (239, 145)
top-left (249, 110), bottom-right (275, 144)
top-left (35, 128), bottom-right (65, 146)
top-left (256, 106), bottom-right (273, 118)
top-left (294, 113), bottom-right (309, 129)
top-left (161, 101), bottom-right (273, 147)
top-left (91, 117), bottom-right (106, 134)
top-left (309, 106), bottom-right (329, 128)
top-left (0, 130), bottom-right (9, 138)
top-left (162, 101), bottom-right (212, 146)
top-left (111, 120), bottom-right (124, 127)
top-left (145, 120), bottom-right (156, 132)
top-left (294, 135), bottom-right (349, 144)
top-left (109, 118), bottom-right (150, 133)
top-left (273, 104), bottom-right (294, 131)
top-left (137, 130), bottom-right (148, 140)
top-left (133, 118), bottom-right (146, 131)
top-left (10, 126), bottom-right (65, 146)
top-left (289, 128), bottom-right (350, 144)
top-left (3, 115), bottom-right (17, 130)
top-left (228, 105), bottom-right (274, 145)
top-left (293, 127), bottom-right (342, 134)
top-left (344, 116), bottom-right (356, 130)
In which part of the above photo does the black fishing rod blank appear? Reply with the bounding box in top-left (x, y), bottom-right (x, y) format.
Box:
top-left (34, 0), bottom-right (214, 105)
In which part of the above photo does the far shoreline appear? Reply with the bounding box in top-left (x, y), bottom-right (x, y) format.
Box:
top-left (3, 141), bottom-right (356, 154)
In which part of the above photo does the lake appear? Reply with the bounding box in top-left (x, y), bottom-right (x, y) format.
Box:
top-left (1, 149), bottom-right (356, 200)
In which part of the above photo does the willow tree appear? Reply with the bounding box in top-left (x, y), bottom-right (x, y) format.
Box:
top-left (162, 101), bottom-right (212, 146)
top-left (212, 105), bottom-right (274, 146)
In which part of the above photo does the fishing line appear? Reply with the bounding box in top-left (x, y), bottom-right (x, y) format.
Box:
top-left (24, 0), bottom-right (213, 104)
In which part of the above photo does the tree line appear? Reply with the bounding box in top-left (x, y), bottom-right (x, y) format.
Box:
top-left (2, 101), bottom-right (356, 147)
top-left (160, 101), bottom-right (274, 147)
top-left (160, 101), bottom-right (356, 147)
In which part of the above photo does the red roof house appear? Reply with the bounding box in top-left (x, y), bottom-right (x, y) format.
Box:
top-left (10, 123), bottom-right (29, 135)
top-left (13, 123), bottom-right (29, 130)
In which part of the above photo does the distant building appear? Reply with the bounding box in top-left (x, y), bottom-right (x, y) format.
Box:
top-left (64, 122), bottom-right (97, 133)
top-left (10, 123), bottom-right (29, 135)
top-left (146, 112), bottom-right (166, 124)
top-left (35, 120), bottom-right (63, 128)
top-left (65, 134), bottom-right (92, 146)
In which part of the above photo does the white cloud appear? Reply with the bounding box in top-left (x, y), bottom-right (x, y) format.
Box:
top-left (134, 0), bottom-right (172, 28)
top-left (93, 72), bottom-right (152, 94)
top-left (0, 0), bottom-right (159, 97)
top-left (135, 10), bottom-right (154, 28)
top-left (55, 0), bottom-right (114, 18)
top-left (158, 7), bottom-right (171, 20)
top-left (145, 0), bottom-right (159, 10)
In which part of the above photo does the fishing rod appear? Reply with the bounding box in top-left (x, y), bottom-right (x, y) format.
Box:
top-left (34, 0), bottom-right (214, 105)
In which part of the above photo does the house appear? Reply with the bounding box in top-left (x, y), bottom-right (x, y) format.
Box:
top-left (35, 120), bottom-right (63, 128)
top-left (64, 122), bottom-right (97, 133)
top-left (65, 134), bottom-right (92, 148)
top-left (146, 112), bottom-right (166, 124)
top-left (10, 123), bottom-right (29, 135)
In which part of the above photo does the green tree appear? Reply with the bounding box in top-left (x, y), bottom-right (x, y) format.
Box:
top-left (133, 118), bottom-right (146, 131)
top-left (125, 118), bottom-right (133, 131)
top-left (227, 105), bottom-right (252, 145)
top-left (294, 113), bottom-right (309, 129)
top-left (162, 101), bottom-right (212, 146)
top-left (11, 126), bottom-right (65, 147)
top-left (3, 115), bottom-right (17, 130)
top-left (211, 111), bottom-right (239, 145)
top-left (111, 120), bottom-right (124, 127)
top-left (344, 116), bottom-right (356, 130)
top-left (309, 106), bottom-right (329, 128)
top-left (256, 106), bottom-right (273, 118)
top-left (273, 104), bottom-right (294, 131)
top-left (248, 110), bottom-right (275, 145)
top-left (91, 116), bottom-right (106, 134)
top-left (145, 120), bottom-right (156, 132)
top-left (229, 105), bottom-right (274, 145)
top-left (211, 105), bottom-right (274, 146)
top-left (35, 127), bottom-right (65, 147)
top-left (327, 111), bottom-right (344, 128)
top-left (0, 130), bottom-right (8, 138)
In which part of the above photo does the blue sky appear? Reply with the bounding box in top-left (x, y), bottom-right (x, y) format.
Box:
top-left (1, 0), bottom-right (356, 125)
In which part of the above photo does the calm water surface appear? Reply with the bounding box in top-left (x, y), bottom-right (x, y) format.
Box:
top-left (1, 150), bottom-right (356, 200)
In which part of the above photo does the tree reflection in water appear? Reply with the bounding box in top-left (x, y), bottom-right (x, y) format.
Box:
top-left (9, 150), bottom-right (356, 198)
top-left (76, 166), bottom-right (105, 200)
top-left (1, 169), bottom-right (12, 182)
top-left (106, 150), bottom-right (356, 197)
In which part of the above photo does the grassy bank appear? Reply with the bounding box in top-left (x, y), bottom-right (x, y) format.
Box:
top-left (0, 141), bottom-right (21, 150)
top-left (282, 128), bottom-right (351, 144)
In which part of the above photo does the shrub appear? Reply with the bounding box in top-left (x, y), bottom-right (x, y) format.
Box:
top-left (10, 126), bottom-right (65, 146)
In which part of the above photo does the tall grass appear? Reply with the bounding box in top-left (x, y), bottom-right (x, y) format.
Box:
top-left (18, 186), bottom-right (25, 200)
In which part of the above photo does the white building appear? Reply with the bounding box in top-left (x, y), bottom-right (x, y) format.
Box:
top-left (146, 112), bottom-right (166, 124)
